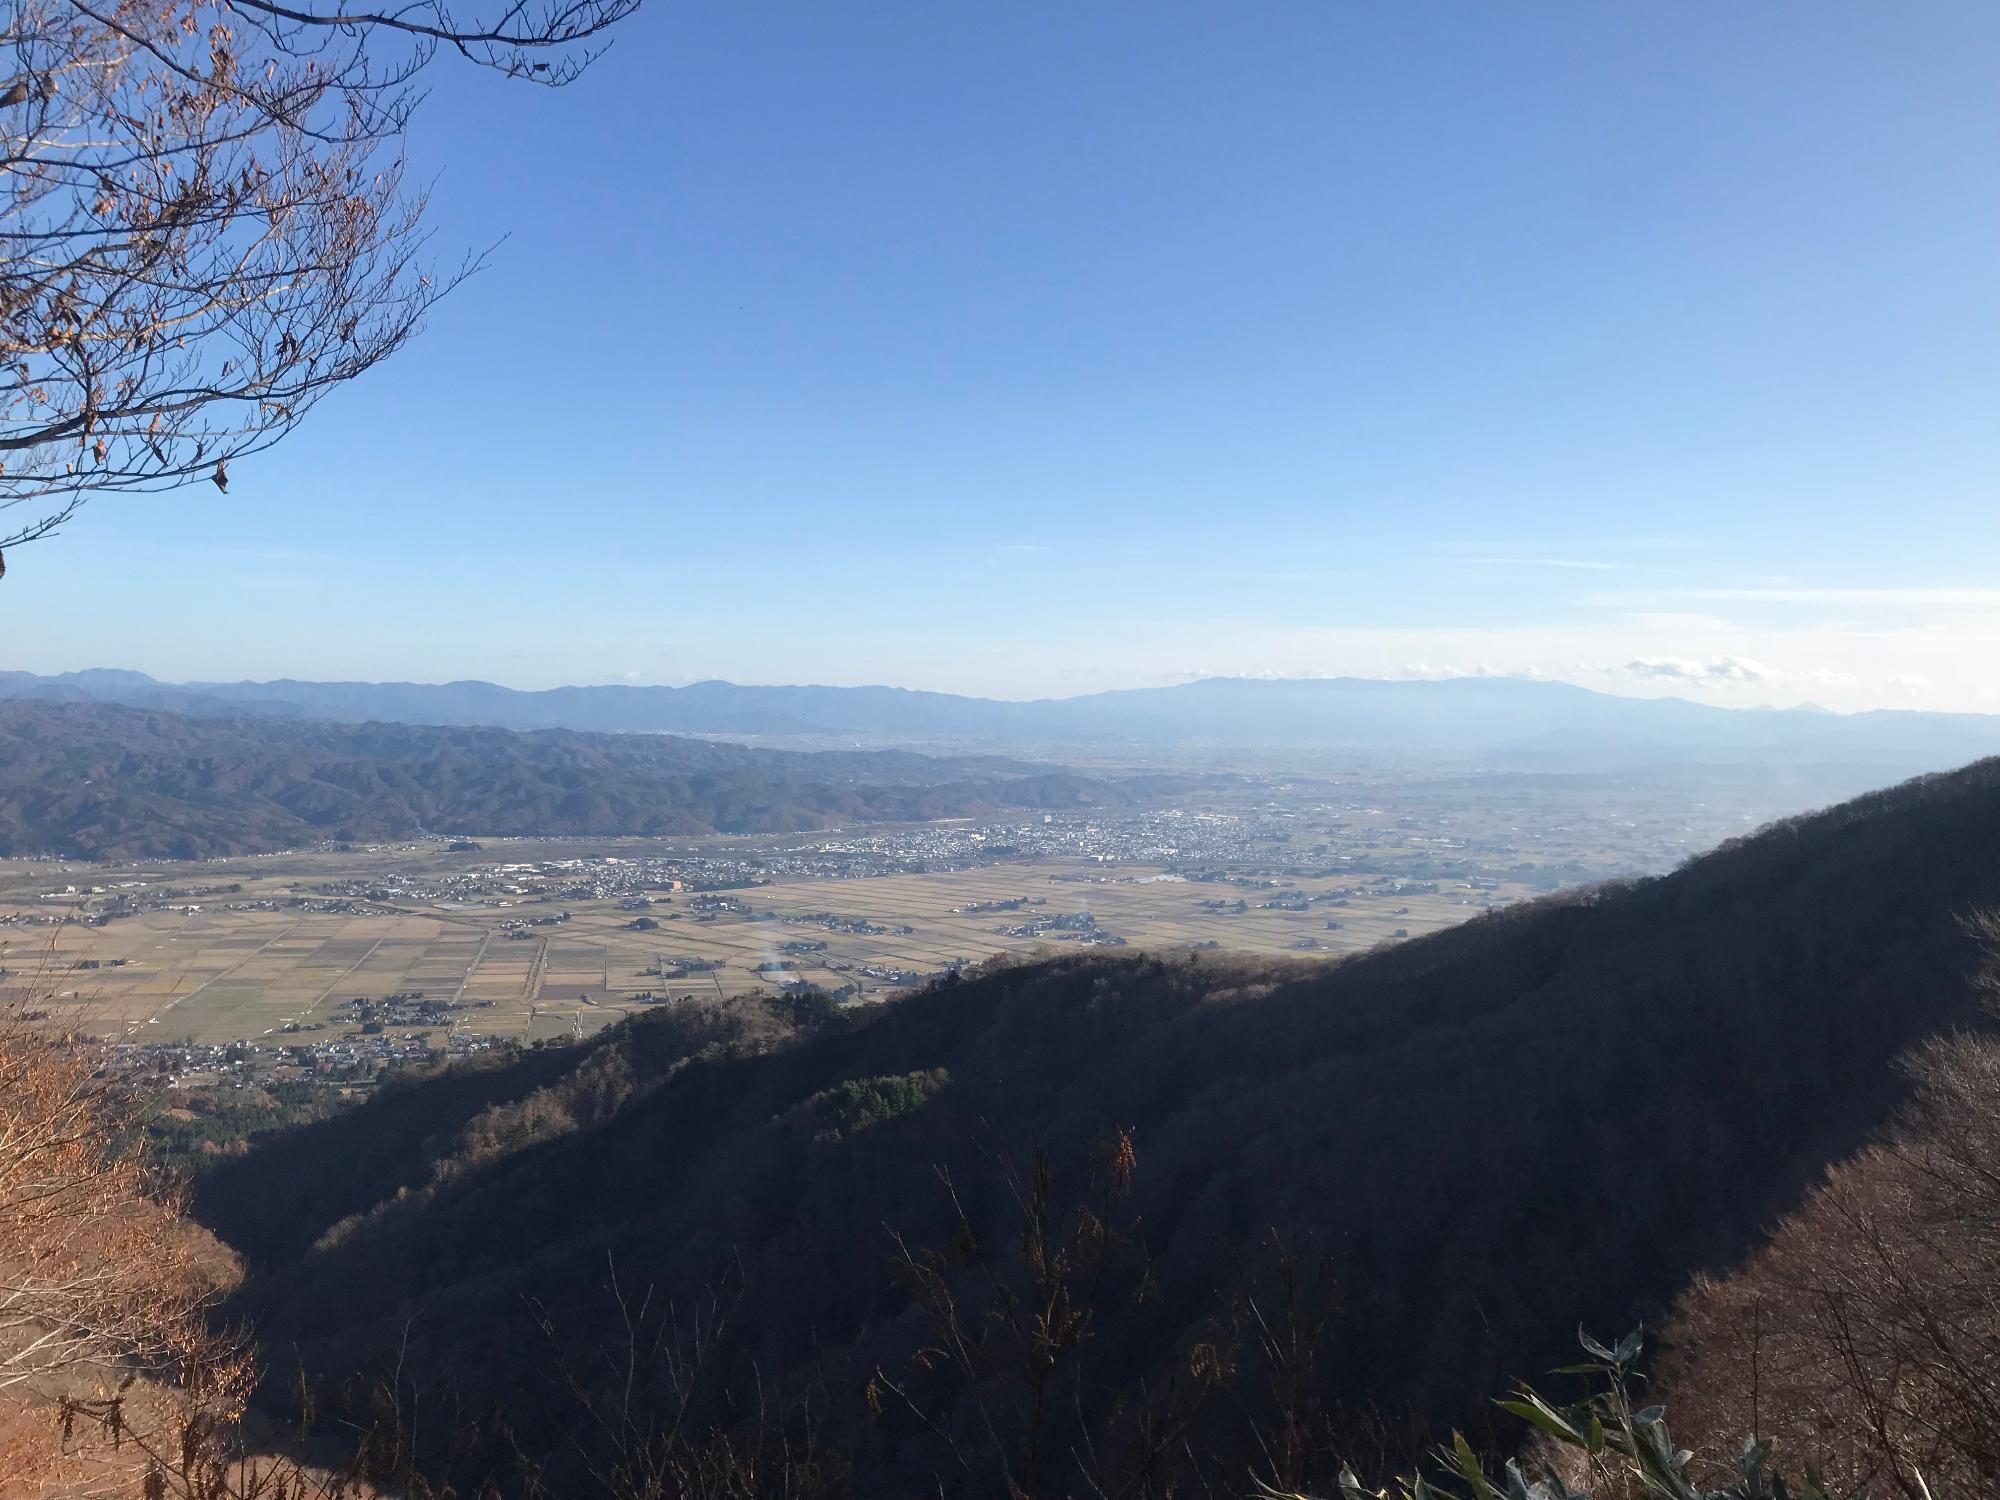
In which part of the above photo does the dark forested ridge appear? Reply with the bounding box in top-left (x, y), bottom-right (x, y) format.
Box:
top-left (0, 700), bottom-right (1160, 858)
top-left (192, 755), bottom-right (2000, 1495)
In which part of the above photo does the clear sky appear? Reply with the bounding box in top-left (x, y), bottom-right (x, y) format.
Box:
top-left (9, 1), bottom-right (2000, 710)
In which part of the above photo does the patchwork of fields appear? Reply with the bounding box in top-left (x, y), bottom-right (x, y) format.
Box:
top-left (0, 855), bottom-right (1521, 1046)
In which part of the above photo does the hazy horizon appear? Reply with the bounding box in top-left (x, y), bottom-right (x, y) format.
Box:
top-left (10, 4), bottom-right (2000, 714)
top-left (3, 660), bottom-right (1987, 718)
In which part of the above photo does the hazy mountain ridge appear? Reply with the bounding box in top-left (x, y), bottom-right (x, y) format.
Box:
top-left (194, 753), bottom-right (2000, 1493)
top-left (8, 668), bottom-right (2000, 771)
top-left (0, 701), bottom-right (1158, 859)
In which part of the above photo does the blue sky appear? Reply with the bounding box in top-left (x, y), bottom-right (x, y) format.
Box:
top-left (10, 1), bottom-right (2000, 709)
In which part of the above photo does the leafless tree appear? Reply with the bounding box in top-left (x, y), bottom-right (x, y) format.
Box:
top-left (0, 0), bottom-right (636, 563)
top-left (868, 1130), bottom-right (1233, 1500)
top-left (508, 1255), bottom-right (847, 1500)
top-left (0, 990), bottom-right (252, 1493)
top-left (1659, 915), bottom-right (2000, 1496)
top-left (0, 1012), bottom-right (218, 1402)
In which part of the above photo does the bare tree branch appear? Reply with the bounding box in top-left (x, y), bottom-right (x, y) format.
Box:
top-left (0, 0), bottom-right (636, 559)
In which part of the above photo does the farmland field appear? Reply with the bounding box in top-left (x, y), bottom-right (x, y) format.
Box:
top-left (0, 855), bottom-right (1521, 1047)
top-left (0, 770), bottom-right (1767, 1055)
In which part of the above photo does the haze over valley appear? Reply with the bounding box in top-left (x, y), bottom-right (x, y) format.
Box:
top-left (4, 666), bottom-right (1988, 1079)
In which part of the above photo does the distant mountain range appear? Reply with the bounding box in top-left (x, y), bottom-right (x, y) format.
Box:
top-left (8, 667), bottom-right (2000, 774)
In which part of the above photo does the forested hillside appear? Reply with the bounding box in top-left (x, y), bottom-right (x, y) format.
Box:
top-left (0, 701), bottom-right (1153, 858)
top-left (190, 755), bottom-right (2000, 1496)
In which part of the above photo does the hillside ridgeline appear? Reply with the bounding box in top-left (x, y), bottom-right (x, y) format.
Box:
top-left (0, 700), bottom-right (1171, 859)
top-left (11, 667), bottom-right (2000, 772)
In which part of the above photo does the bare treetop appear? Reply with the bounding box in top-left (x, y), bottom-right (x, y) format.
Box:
top-left (0, 0), bottom-right (636, 557)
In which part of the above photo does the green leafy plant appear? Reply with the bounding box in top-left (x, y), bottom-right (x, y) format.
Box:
top-left (1267, 1331), bottom-right (1872, 1500)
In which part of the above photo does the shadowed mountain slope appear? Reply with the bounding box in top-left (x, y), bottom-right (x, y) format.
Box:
top-left (193, 755), bottom-right (2000, 1493)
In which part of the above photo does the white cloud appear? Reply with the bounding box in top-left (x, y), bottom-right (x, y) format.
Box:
top-left (1615, 656), bottom-right (1775, 687)
top-left (1395, 663), bottom-right (1518, 681)
top-left (1599, 658), bottom-right (1879, 694)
